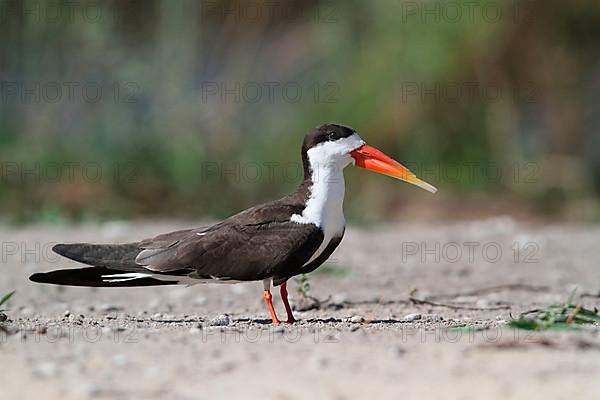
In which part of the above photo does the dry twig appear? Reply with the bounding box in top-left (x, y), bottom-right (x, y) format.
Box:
top-left (409, 296), bottom-right (511, 311)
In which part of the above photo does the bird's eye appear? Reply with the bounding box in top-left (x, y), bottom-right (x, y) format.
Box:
top-left (327, 131), bottom-right (336, 140)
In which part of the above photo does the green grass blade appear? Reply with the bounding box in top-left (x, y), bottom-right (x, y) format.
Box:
top-left (508, 320), bottom-right (541, 331)
top-left (0, 290), bottom-right (16, 309)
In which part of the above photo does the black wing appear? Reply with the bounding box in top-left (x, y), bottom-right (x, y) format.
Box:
top-left (134, 202), bottom-right (324, 281)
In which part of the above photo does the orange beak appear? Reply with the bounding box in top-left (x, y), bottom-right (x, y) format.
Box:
top-left (350, 144), bottom-right (437, 193)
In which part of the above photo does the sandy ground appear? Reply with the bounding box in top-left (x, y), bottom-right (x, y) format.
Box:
top-left (1, 218), bottom-right (600, 399)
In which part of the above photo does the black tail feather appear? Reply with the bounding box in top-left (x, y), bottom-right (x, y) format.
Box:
top-left (29, 267), bottom-right (179, 287)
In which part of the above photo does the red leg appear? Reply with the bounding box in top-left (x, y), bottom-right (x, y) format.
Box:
top-left (263, 289), bottom-right (281, 324)
top-left (280, 282), bottom-right (296, 323)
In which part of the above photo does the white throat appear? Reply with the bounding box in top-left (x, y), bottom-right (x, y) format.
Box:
top-left (291, 132), bottom-right (364, 264)
top-left (291, 159), bottom-right (347, 231)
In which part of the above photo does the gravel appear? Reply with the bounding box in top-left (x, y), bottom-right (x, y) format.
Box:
top-left (1, 220), bottom-right (600, 399)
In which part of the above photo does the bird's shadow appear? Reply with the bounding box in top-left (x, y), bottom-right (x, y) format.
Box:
top-left (236, 317), bottom-right (273, 325)
top-left (240, 317), bottom-right (409, 325)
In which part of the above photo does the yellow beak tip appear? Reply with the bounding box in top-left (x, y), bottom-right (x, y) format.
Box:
top-left (413, 179), bottom-right (438, 194)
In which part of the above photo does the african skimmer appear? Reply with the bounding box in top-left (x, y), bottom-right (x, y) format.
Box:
top-left (30, 123), bottom-right (437, 324)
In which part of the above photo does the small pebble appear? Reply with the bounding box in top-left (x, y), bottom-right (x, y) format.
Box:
top-left (63, 310), bottom-right (71, 318)
top-left (210, 314), bottom-right (231, 326)
top-left (349, 315), bottom-right (364, 323)
top-left (403, 313), bottom-right (422, 322)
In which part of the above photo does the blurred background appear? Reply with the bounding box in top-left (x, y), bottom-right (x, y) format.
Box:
top-left (1, 0), bottom-right (599, 224)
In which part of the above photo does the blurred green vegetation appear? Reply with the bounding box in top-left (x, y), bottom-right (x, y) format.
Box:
top-left (1, 0), bottom-right (599, 223)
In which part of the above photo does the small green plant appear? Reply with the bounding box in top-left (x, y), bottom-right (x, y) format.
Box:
top-left (315, 264), bottom-right (351, 278)
top-left (0, 290), bottom-right (15, 314)
top-left (295, 274), bottom-right (311, 300)
top-left (509, 290), bottom-right (600, 331)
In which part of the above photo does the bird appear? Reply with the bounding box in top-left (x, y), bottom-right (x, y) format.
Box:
top-left (30, 123), bottom-right (437, 324)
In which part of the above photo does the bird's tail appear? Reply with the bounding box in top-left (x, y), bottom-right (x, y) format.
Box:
top-left (30, 242), bottom-right (183, 287)
top-left (29, 267), bottom-right (179, 287)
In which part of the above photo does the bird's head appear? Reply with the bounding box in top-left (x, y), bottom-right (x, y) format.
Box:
top-left (302, 123), bottom-right (437, 193)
